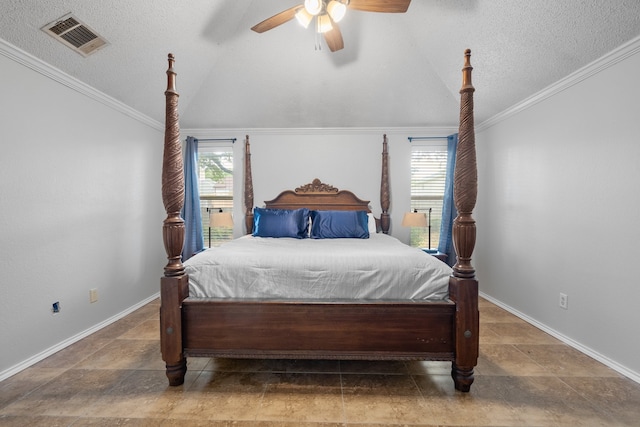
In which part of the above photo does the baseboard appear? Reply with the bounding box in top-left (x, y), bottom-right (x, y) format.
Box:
top-left (480, 292), bottom-right (640, 385)
top-left (0, 292), bottom-right (160, 382)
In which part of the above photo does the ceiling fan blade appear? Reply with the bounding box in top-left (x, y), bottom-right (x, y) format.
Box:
top-left (347, 0), bottom-right (411, 13)
top-left (251, 5), bottom-right (301, 33)
top-left (324, 21), bottom-right (344, 52)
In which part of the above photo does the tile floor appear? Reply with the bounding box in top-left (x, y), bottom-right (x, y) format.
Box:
top-left (1, 297), bottom-right (639, 426)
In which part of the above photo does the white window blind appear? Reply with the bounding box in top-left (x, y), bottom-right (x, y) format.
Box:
top-left (197, 141), bottom-right (233, 247)
top-left (410, 139), bottom-right (448, 249)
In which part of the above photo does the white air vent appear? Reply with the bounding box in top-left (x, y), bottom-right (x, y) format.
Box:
top-left (42, 13), bottom-right (108, 57)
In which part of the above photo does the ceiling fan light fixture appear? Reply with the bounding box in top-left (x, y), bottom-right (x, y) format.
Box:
top-left (304, 0), bottom-right (323, 16)
top-left (295, 8), bottom-right (313, 28)
top-left (327, 1), bottom-right (347, 22)
top-left (317, 13), bottom-right (333, 33)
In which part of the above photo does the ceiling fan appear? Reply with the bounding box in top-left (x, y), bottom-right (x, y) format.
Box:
top-left (251, 0), bottom-right (411, 52)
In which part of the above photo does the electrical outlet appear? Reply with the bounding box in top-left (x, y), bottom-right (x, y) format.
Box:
top-left (559, 293), bottom-right (568, 309)
top-left (89, 288), bottom-right (98, 303)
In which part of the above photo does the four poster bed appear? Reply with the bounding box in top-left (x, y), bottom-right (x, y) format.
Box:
top-left (160, 50), bottom-right (479, 392)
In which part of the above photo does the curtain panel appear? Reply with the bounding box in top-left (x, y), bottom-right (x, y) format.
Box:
top-left (437, 133), bottom-right (458, 266)
top-left (182, 136), bottom-right (204, 260)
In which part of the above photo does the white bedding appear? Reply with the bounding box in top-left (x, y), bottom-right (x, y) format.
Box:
top-left (184, 233), bottom-right (452, 301)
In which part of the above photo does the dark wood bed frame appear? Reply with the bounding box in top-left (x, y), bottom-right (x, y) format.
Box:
top-left (160, 50), bottom-right (479, 392)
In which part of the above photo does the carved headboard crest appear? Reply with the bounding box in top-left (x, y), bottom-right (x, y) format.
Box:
top-left (295, 178), bottom-right (339, 194)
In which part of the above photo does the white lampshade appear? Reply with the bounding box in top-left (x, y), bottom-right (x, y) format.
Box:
top-left (401, 211), bottom-right (428, 228)
top-left (209, 211), bottom-right (234, 228)
top-left (317, 13), bottom-right (333, 33)
top-left (295, 8), bottom-right (313, 28)
top-left (304, 0), bottom-right (323, 15)
top-left (327, 1), bottom-right (346, 22)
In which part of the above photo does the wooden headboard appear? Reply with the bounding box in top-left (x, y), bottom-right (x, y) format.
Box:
top-left (264, 179), bottom-right (371, 212)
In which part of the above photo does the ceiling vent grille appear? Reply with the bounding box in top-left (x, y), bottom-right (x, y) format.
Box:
top-left (42, 13), bottom-right (108, 57)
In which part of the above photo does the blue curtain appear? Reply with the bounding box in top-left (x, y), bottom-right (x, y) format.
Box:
top-left (182, 136), bottom-right (204, 261)
top-left (438, 133), bottom-right (458, 266)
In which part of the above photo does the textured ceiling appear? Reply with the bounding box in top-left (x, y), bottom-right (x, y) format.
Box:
top-left (2, 0), bottom-right (640, 129)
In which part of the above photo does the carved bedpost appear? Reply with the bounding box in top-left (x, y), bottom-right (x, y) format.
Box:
top-left (450, 49), bottom-right (479, 392)
top-left (160, 54), bottom-right (188, 386)
top-left (244, 135), bottom-right (254, 234)
top-left (380, 134), bottom-right (390, 234)
top-left (162, 53), bottom-right (185, 278)
top-left (453, 49), bottom-right (478, 280)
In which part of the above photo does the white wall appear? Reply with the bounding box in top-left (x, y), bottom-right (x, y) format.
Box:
top-left (0, 47), bottom-right (165, 377)
top-left (183, 128), bottom-right (457, 242)
top-left (475, 44), bottom-right (640, 379)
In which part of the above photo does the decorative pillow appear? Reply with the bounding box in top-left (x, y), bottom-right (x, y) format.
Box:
top-left (253, 207), bottom-right (310, 239)
top-left (367, 213), bottom-right (378, 234)
top-left (310, 210), bottom-right (370, 239)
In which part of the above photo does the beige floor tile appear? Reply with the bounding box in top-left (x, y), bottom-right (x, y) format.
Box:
top-left (32, 337), bottom-right (113, 369)
top-left (186, 356), bottom-right (218, 373)
top-left (479, 305), bottom-right (528, 323)
top-left (473, 375), bottom-right (619, 426)
top-left (85, 370), bottom-right (182, 419)
top-left (88, 319), bottom-right (140, 341)
top-left (0, 369), bottom-right (133, 417)
top-left (258, 373), bottom-right (344, 423)
top-left (477, 297), bottom-right (493, 308)
top-left (482, 321), bottom-right (563, 345)
top-left (206, 358), bottom-right (341, 374)
top-left (406, 360), bottom-right (452, 376)
top-left (167, 370), bottom-right (271, 421)
top-left (560, 376), bottom-right (640, 426)
top-left (67, 417), bottom-right (163, 426)
top-left (414, 374), bottom-right (525, 426)
top-left (160, 421), bottom-right (259, 427)
top-left (4, 298), bottom-right (640, 426)
top-left (476, 343), bottom-right (548, 377)
top-left (0, 367), bottom-right (67, 408)
top-left (74, 339), bottom-right (165, 371)
top-left (516, 344), bottom-right (623, 378)
top-left (251, 423), bottom-right (346, 427)
top-left (339, 360), bottom-right (408, 375)
top-left (0, 415), bottom-right (79, 426)
top-left (341, 374), bottom-right (432, 424)
top-left (119, 319), bottom-right (161, 341)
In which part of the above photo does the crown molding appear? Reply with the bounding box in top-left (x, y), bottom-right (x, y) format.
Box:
top-left (182, 126), bottom-right (458, 139)
top-left (478, 35), bottom-right (640, 131)
top-left (0, 38), bottom-right (163, 131)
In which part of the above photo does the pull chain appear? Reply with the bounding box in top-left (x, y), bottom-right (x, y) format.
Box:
top-left (314, 17), bottom-right (322, 50)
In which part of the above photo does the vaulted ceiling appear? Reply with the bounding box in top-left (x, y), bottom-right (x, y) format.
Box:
top-left (2, 0), bottom-right (640, 130)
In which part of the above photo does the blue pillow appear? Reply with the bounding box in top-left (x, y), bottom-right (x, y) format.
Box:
top-left (310, 210), bottom-right (370, 239)
top-left (252, 207), bottom-right (309, 238)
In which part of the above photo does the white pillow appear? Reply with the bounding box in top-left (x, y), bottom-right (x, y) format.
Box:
top-left (367, 213), bottom-right (377, 234)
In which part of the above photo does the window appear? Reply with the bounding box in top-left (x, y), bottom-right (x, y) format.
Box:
top-left (197, 142), bottom-right (233, 247)
top-left (410, 139), bottom-right (448, 249)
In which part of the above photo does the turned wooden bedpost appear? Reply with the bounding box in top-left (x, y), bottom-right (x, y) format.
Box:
top-left (161, 53), bottom-right (185, 278)
top-left (160, 53), bottom-right (188, 386)
top-left (244, 135), bottom-right (254, 234)
top-left (450, 49), bottom-right (480, 392)
top-left (453, 49), bottom-right (478, 280)
top-left (380, 135), bottom-right (390, 234)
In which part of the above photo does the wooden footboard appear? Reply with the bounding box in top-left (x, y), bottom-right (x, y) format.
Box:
top-left (182, 299), bottom-right (455, 359)
top-left (160, 50), bottom-right (479, 392)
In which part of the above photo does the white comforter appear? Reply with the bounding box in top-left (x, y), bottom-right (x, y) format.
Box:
top-left (184, 234), bottom-right (452, 301)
